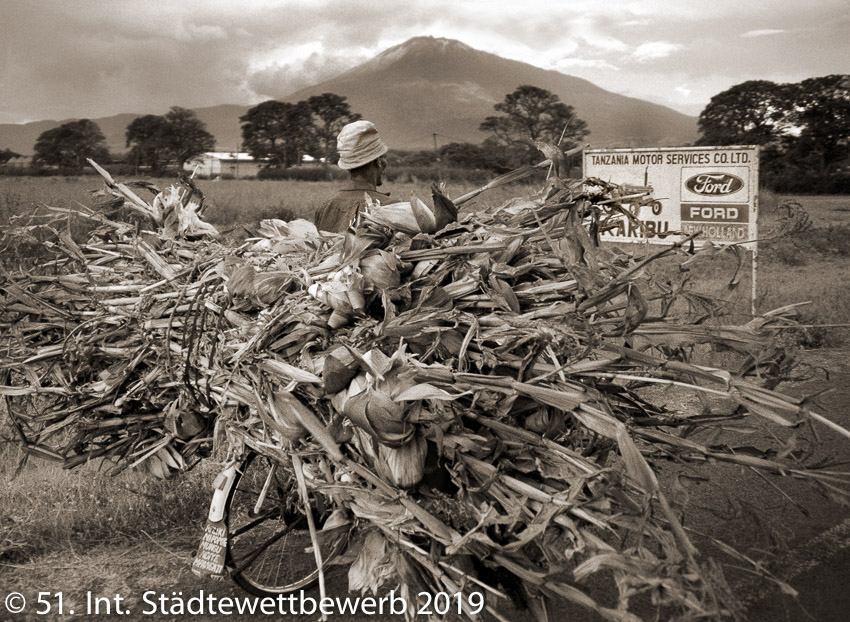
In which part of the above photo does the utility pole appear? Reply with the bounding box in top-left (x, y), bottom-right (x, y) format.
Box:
top-left (432, 133), bottom-right (442, 182)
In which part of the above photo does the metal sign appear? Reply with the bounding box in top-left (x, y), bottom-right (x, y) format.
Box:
top-left (583, 146), bottom-right (759, 246)
top-left (191, 519), bottom-right (228, 578)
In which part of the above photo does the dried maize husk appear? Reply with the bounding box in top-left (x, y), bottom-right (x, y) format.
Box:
top-left (359, 249), bottom-right (403, 290)
top-left (375, 435), bottom-right (428, 489)
top-left (253, 271), bottom-right (291, 305)
top-left (322, 346), bottom-right (359, 394)
top-left (267, 391), bottom-right (308, 443)
top-left (363, 193), bottom-right (439, 235)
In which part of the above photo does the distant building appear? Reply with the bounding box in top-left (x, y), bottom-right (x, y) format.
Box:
top-left (184, 152), bottom-right (264, 179)
top-left (0, 155), bottom-right (33, 171)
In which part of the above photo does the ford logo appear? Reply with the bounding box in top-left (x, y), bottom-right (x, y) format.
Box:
top-left (685, 173), bottom-right (744, 195)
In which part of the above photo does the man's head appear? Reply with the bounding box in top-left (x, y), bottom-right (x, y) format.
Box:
top-left (337, 120), bottom-right (388, 186)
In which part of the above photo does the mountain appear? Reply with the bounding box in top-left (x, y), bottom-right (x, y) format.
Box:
top-left (282, 37), bottom-right (699, 150)
top-left (0, 36), bottom-right (698, 156)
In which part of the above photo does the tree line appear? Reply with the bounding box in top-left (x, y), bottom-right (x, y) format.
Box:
top-left (697, 74), bottom-right (850, 191)
top-left (18, 86), bottom-right (586, 174)
top-left (24, 107), bottom-right (216, 171)
top-left (5, 77), bottom-right (849, 192)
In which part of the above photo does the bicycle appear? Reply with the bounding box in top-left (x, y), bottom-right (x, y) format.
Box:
top-left (193, 440), bottom-right (349, 597)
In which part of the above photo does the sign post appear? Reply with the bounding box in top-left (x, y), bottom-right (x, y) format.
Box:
top-left (584, 145), bottom-right (760, 316)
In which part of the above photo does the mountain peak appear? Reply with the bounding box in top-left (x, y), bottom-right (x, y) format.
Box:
top-left (381, 36), bottom-right (474, 57)
top-left (350, 36), bottom-right (477, 75)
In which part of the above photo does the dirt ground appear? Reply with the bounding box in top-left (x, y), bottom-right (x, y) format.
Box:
top-left (676, 347), bottom-right (850, 622)
top-left (2, 347), bottom-right (848, 622)
top-left (722, 347), bottom-right (850, 622)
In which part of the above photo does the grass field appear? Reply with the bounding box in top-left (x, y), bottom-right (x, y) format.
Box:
top-left (0, 174), bottom-right (516, 229)
top-left (0, 445), bottom-right (214, 563)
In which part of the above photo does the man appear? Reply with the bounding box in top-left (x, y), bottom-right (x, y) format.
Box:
top-left (315, 120), bottom-right (390, 233)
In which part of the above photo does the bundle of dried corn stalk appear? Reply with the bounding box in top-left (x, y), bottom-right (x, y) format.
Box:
top-left (1, 159), bottom-right (848, 621)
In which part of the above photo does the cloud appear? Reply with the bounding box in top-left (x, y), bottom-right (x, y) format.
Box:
top-left (0, 0), bottom-right (848, 125)
top-left (0, 0), bottom-right (445, 122)
top-left (632, 41), bottom-right (682, 62)
top-left (247, 51), bottom-right (368, 98)
top-left (554, 58), bottom-right (620, 72)
top-left (741, 29), bottom-right (787, 38)
top-left (183, 24), bottom-right (229, 41)
top-left (569, 17), bottom-right (628, 52)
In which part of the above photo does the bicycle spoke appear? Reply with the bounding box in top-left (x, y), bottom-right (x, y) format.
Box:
top-left (229, 522), bottom-right (296, 575)
top-left (229, 507), bottom-right (283, 539)
top-left (224, 450), bottom-right (346, 596)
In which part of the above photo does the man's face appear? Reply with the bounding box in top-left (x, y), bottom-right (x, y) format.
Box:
top-left (374, 155), bottom-right (387, 186)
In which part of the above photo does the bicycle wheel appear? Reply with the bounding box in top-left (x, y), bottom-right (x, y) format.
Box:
top-left (224, 450), bottom-right (346, 596)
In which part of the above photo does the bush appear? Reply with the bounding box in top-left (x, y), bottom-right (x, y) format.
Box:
top-left (762, 171), bottom-right (850, 194)
top-left (764, 238), bottom-right (807, 266)
top-left (255, 164), bottom-right (507, 186)
top-left (257, 166), bottom-right (346, 182)
top-left (386, 166), bottom-right (515, 186)
top-left (385, 166), bottom-right (459, 184)
top-left (757, 188), bottom-right (781, 215)
top-left (388, 149), bottom-right (438, 167)
top-left (105, 164), bottom-right (183, 179)
top-left (797, 224), bottom-right (850, 257)
top-left (0, 164), bottom-right (183, 179)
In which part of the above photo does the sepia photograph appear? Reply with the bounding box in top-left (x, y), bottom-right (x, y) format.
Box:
top-left (1, 1), bottom-right (849, 620)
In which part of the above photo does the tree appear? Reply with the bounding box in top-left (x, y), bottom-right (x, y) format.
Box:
top-left (240, 100), bottom-right (313, 167)
top-left (791, 75), bottom-right (850, 173)
top-left (697, 76), bottom-right (850, 186)
top-left (697, 80), bottom-right (794, 147)
top-left (165, 106), bottom-right (215, 169)
top-left (33, 119), bottom-right (109, 168)
top-left (306, 93), bottom-right (361, 164)
top-left (125, 114), bottom-right (172, 173)
top-left (0, 148), bottom-right (21, 165)
top-left (164, 107), bottom-right (216, 168)
top-left (479, 85), bottom-right (589, 165)
top-left (124, 108), bottom-right (215, 171)
top-left (438, 142), bottom-right (498, 170)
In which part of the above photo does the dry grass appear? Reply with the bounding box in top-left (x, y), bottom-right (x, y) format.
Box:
top-left (610, 193), bottom-right (850, 346)
top-left (0, 176), bottom-right (99, 220)
top-left (0, 174), bottom-right (523, 220)
top-left (0, 444), bottom-right (215, 563)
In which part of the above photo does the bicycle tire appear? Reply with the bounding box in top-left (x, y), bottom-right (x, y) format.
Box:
top-left (224, 450), bottom-right (345, 596)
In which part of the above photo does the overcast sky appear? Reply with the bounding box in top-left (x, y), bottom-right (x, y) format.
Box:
top-left (1, 0), bottom-right (848, 124)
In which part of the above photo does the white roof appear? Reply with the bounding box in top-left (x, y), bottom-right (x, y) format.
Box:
top-left (200, 152), bottom-right (256, 161)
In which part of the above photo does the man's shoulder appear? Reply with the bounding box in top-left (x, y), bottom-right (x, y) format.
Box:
top-left (315, 185), bottom-right (390, 232)
top-left (324, 187), bottom-right (389, 205)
